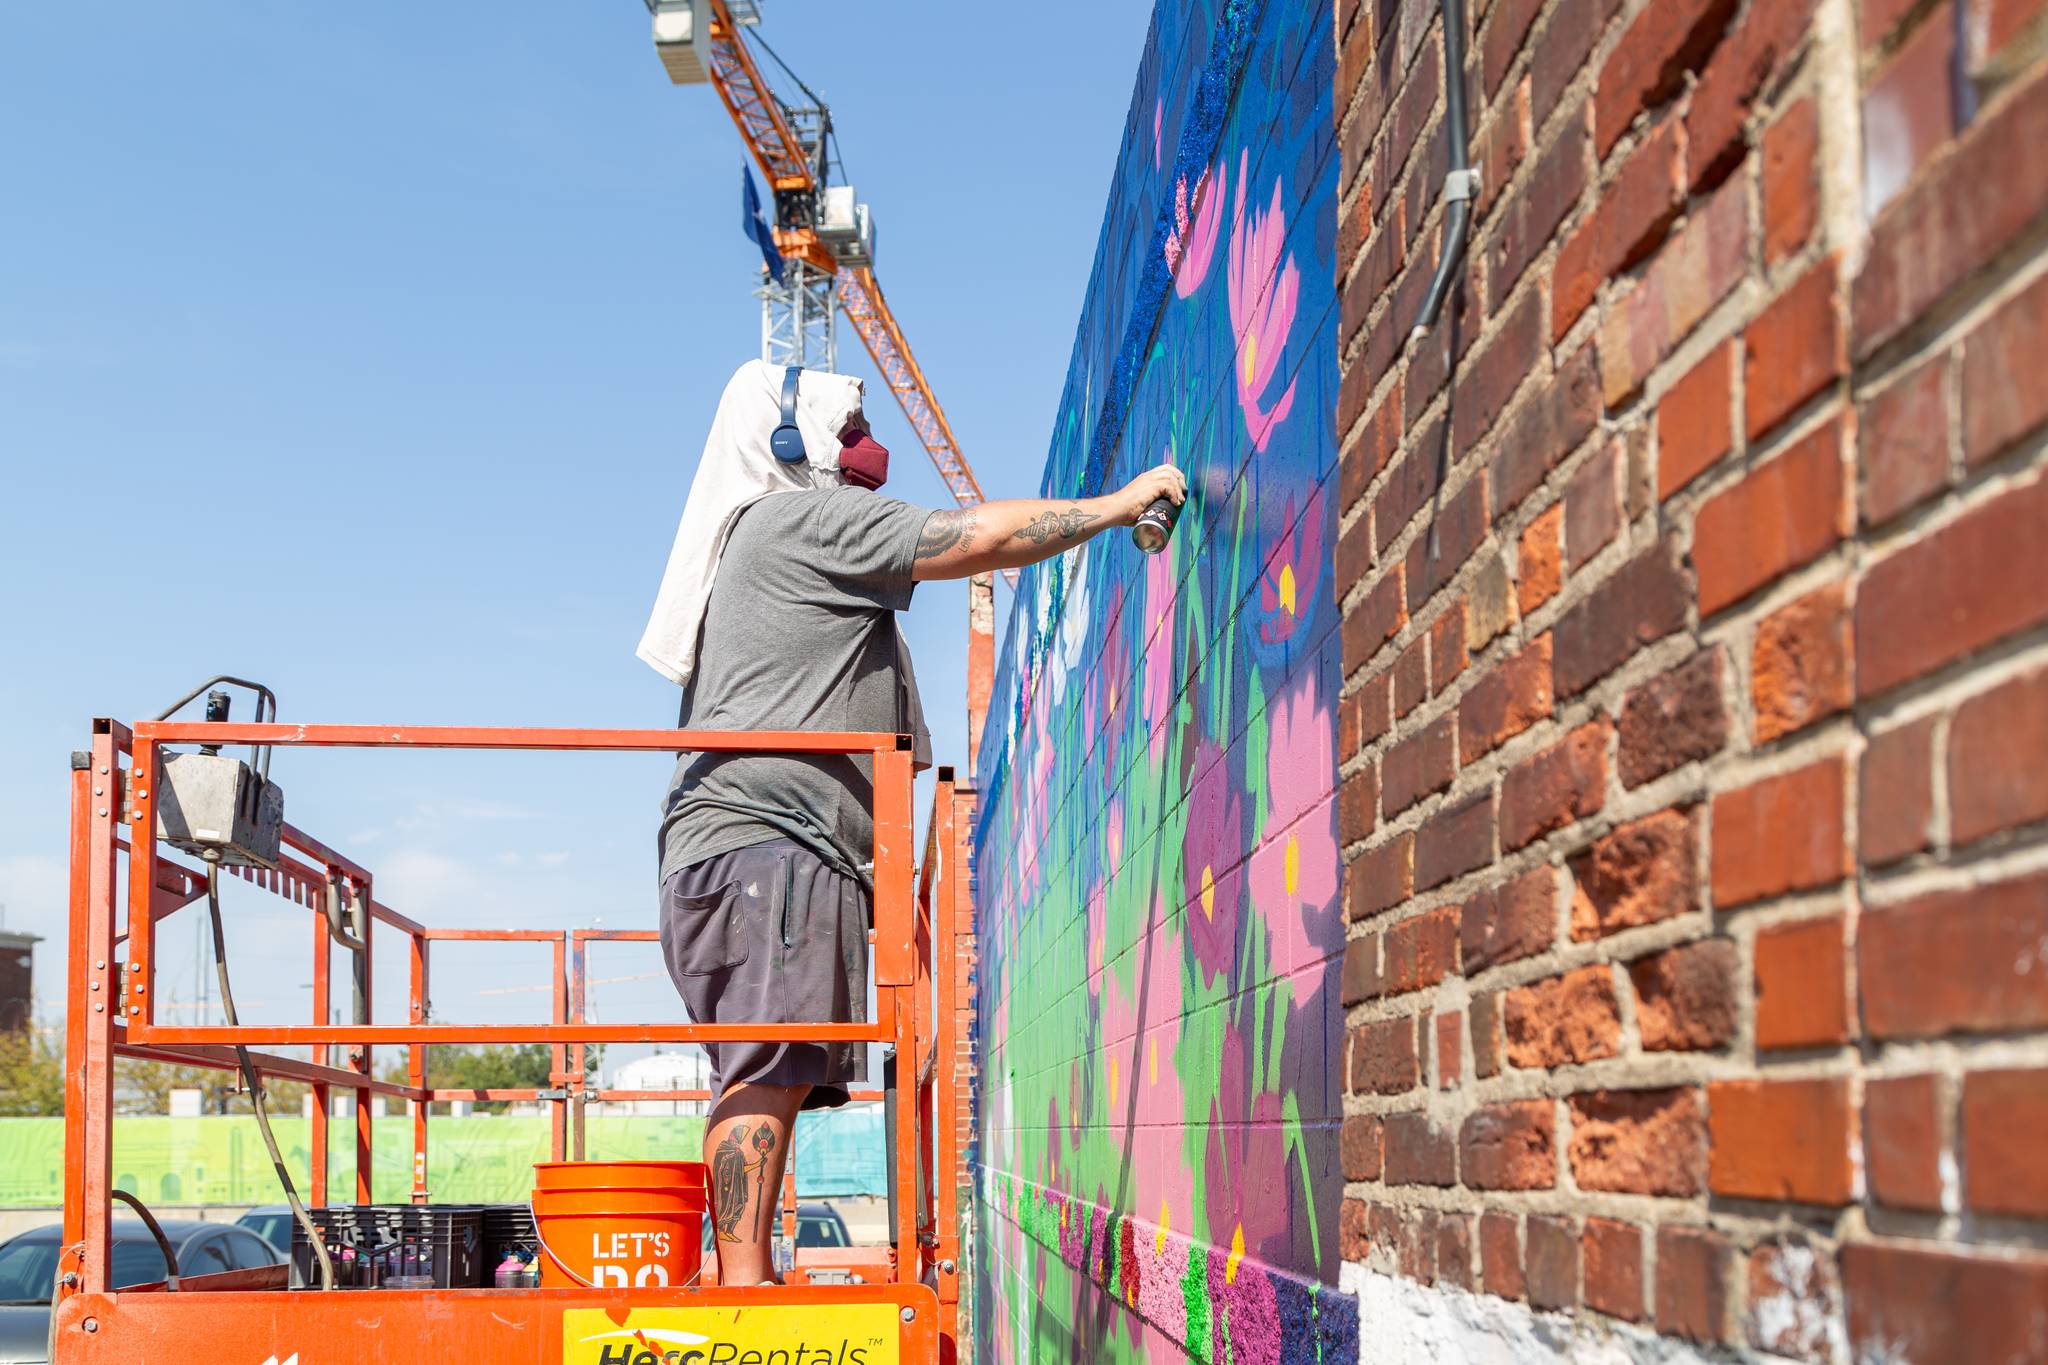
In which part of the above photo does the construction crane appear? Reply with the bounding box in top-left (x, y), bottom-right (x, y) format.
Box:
top-left (644, 0), bottom-right (984, 505)
top-left (644, 0), bottom-right (1003, 759)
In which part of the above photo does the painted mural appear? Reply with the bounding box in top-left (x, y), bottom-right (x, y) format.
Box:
top-left (971, 0), bottom-right (1350, 1359)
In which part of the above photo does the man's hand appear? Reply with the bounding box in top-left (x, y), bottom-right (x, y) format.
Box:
top-left (1098, 463), bottom-right (1189, 527)
top-left (908, 463), bottom-right (1188, 581)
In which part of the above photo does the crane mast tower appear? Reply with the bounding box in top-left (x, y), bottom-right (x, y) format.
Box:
top-left (643, 0), bottom-right (1003, 759)
top-left (650, 2), bottom-right (879, 378)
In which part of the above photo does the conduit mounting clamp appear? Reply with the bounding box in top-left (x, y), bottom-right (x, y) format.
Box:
top-left (1445, 168), bottom-right (1482, 203)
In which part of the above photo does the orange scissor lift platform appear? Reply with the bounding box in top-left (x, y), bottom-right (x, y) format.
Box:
top-left (53, 719), bottom-right (967, 1364)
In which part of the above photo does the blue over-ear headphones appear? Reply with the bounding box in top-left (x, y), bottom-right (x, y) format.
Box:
top-left (770, 365), bottom-right (807, 464)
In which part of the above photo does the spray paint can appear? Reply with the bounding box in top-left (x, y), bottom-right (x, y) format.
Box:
top-left (1131, 497), bottom-right (1180, 554)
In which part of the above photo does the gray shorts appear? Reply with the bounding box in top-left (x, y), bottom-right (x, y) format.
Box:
top-left (658, 838), bottom-right (868, 1110)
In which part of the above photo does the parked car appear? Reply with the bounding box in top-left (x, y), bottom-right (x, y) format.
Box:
top-left (697, 1200), bottom-right (855, 1257)
top-left (0, 1219), bottom-right (284, 1365)
top-left (794, 1202), bottom-right (851, 1249)
top-left (234, 1205), bottom-right (295, 1257)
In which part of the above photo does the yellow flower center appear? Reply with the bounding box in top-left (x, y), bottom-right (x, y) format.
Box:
top-left (1242, 332), bottom-right (1258, 387)
top-left (1200, 865), bottom-right (1215, 919)
top-left (1285, 835), bottom-right (1299, 897)
top-left (1280, 561), bottom-right (1296, 615)
top-left (1225, 1224), bottom-right (1246, 1284)
top-left (1155, 1202), bottom-right (1171, 1253)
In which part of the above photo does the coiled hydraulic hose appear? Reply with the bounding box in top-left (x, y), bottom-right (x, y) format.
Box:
top-left (47, 1191), bottom-right (184, 1359)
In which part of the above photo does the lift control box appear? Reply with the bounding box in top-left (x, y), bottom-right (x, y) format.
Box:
top-left (154, 751), bottom-right (284, 869)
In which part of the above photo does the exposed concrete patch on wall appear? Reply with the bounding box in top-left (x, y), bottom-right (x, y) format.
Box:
top-left (1343, 1264), bottom-right (1741, 1364)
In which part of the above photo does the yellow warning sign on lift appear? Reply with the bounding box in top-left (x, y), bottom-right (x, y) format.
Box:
top-left (562, 1304), bottom-right (902, 1365)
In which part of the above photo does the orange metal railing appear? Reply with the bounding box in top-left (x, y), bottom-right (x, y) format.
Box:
top-left (54, 718), bottom-right (962, 1361)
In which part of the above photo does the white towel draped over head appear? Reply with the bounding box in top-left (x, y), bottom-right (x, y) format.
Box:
top-left (637, 359), bottom-right (868, 687)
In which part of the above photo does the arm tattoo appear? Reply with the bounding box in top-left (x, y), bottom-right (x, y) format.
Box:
top-left (914, 508), bottom-right (979, 559)
top-left (1011, 505), bottom-right (1100, 546)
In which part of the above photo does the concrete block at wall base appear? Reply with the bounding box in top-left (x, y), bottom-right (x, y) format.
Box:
top-left (1342, 1263), bottom-right (1759, 1363)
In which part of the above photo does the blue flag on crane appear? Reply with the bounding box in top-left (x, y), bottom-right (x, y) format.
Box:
top-left (742, 166), bottom-right (785, 284)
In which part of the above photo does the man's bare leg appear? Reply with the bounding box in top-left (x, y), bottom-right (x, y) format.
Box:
top-left (705, 1081), bottom-right (809, 1285)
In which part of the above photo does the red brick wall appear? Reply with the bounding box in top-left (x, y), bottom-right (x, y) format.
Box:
top-left (1334, 0), bottom-right (2048, 1354)
top-left (949, 786), bottom-right (979, 1357)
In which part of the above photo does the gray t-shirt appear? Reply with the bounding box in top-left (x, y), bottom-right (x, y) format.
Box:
top-left (658, 486), bottom-right (930, 885)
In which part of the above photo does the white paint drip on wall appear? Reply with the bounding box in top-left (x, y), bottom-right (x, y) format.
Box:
top-left (1813, 0), bottom-right (1871, 260)
top-left (1342, 1264), bottom-right (1756, 1364)
top-left (1749, 1241), bottom-right (1848, 1363)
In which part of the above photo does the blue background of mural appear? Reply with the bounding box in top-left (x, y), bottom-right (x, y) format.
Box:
top-left (971, 0), bottom-right (1350, 1359)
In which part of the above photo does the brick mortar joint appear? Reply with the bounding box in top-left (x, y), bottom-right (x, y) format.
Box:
top-left (1317, 0), bottom-right (2048, 1321)
top-left (1347, 403), bottom-right (1987, 832)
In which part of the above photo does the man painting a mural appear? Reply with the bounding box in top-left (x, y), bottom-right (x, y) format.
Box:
top-left (636, 358), bottom-right (1185, 1285)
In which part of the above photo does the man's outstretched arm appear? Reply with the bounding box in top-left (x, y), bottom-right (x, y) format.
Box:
top-left (909, 464), bottom-right (1187, 581)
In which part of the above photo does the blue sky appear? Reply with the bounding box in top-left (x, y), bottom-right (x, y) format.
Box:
top-left (0, 2), bottom-right (1155, 1059)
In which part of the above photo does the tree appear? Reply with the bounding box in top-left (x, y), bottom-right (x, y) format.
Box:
top-left (376, 1043), bottom-right (604, 1113)
top-left (0, 1028), bottom-right (64, 1116)
top-left (119, 1059), bottom-right (311, 1117)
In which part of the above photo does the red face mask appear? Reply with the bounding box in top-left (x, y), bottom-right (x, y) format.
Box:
top-left (839, 429), bottom-right (890, 490)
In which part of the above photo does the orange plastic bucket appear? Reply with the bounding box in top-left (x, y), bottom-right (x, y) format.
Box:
top-left (534, 1160), bottom-right (708, 1193)
top-left (533, 1184), bottom-right (702, 1216)
top-left (530, 1161), bottom-right (707, 1289)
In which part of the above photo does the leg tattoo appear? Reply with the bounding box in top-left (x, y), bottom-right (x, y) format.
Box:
top-left (711, 1122), bottom-right (755, 1242)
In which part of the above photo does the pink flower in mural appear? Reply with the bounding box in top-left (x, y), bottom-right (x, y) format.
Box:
top-left (1097, 582), bottom-right (1130, 782)
top-left (1227, 149), bottom-right (1300, 451)
top-left (1104, 795), bottom-right (1124, 879)
top-left (1253, 486), bottom-right (1325, 647)
top-left (1086, 878), bottom-right (1109, 978)
top-left (1015, 682), bottom-right (1056, 901)
top-left (1181, 742), bottom-right (1244, 984)
top-left (1131, 896), bottom-right (1185, 1129)
top-left (1163, 159), bottom-right (1225, 298)
top-left (1141, 539), bottom-right (1178, 760)
top-left (1097, 944), bottom-right (1155, 1163)
top-left (1251, 669), bottom-right (1340, 976)
top-left (1265, 668), bottom-right (1338, 835)
top-left (1202, 1039), bottom-right (1289, 1365)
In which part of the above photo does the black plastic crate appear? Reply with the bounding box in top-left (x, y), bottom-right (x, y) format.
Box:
top-left (290, 1205), bottom-right (485, 1289)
